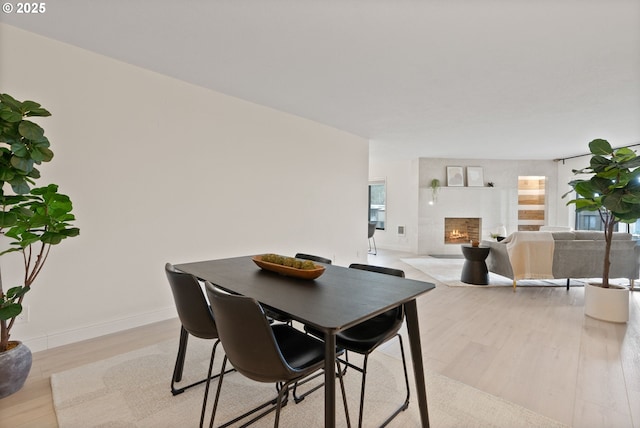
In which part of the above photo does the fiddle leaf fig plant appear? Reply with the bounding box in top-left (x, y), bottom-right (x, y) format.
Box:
top-left (0, 93), bottom-right (79, 352)
top-left (563, 138), bottom-right (640, 288)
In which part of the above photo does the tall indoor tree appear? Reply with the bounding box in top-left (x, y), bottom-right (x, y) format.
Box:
top-left (0, 93), bottom-right (79, 356)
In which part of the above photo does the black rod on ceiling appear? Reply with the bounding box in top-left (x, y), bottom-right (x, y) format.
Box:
top-left (554, 142), bottom-right (640, 164)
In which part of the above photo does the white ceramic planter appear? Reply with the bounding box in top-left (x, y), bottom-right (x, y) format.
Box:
top-left (584, 283), bottom-right (630, 323)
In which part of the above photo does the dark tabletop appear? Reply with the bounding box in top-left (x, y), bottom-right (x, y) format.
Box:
top-left (174, 255), bottom-right (435, 333)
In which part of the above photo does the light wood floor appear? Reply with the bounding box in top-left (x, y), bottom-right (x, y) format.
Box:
top-left (1, 249), bottom-right (638, 427)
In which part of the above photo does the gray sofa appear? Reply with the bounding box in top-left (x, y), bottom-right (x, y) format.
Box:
top-left (481, 231), bottom-right (640, 289)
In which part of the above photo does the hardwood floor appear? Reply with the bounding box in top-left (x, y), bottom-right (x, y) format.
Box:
top-left (1, 249), bottom-right (638, 427)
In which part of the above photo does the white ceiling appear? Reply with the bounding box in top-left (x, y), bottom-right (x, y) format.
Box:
top-left (2, 0), bottom-right (639, 161)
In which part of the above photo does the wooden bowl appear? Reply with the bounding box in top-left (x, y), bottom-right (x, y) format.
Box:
top-left (252, 255), bottom-right (325, 280)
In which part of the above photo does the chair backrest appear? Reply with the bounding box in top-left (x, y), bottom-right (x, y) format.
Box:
top-left (204, 283), bottom-right (296, 383)
top-left (295, 253), bottom-right (332, 264)
top-left (348, 263), bottom-right (405, 278)
top-left (368, 222), bottom-right (377, 239)
top-left (348, 263), bottom-right (405, 321)
top-left (165, 263), bottom-right (218, 339)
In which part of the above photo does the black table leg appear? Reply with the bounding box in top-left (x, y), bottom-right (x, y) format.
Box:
top-left (405, 299), bottom-right (430, 427)
top-left (324, 332), bottom-right (336, 428)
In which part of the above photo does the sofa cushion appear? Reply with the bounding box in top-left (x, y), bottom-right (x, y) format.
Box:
top-left (551, 231), bottom-right (576, 240)
top-left (573, 231), bottom-right (632, 241)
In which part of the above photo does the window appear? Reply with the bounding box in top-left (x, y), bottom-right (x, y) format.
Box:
top-left (575, 210), bottom-right (604, 231)
top-left (573, 194), bottom-right (624, 232)
top-left (368, 180), bottom-right (386, 230)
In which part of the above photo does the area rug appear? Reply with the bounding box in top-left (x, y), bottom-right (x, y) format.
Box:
top-left (401, 257), bottom-right (587, 288)
top-left (51, 337), bottom-right (568, 428)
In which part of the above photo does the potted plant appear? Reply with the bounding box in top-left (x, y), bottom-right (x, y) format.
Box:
top-left (429, 178), bottom-right (440, 204)
top-left (0, 93), bottom-right (79, 398)
top-left (564, 138), bottom-right (640, 322)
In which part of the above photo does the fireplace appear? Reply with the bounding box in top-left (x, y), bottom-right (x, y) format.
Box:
top-left (444, 217), bottom-right (481, 244)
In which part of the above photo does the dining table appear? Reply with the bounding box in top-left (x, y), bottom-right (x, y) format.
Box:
top-left (175, 255), bottom-right (436, 427)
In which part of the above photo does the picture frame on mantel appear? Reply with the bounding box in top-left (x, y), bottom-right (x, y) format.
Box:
top-left (447, 166), bottom-right (464, 187)
top-left (467, 166), bottom-right (484, 187)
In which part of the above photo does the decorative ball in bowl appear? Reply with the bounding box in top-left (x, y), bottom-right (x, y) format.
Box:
top-left (252, 254), bottom-right (325, 280)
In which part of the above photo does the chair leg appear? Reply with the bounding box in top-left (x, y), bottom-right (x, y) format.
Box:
top-left (273, 383), bottom-right (289, 428)
top-left (209, 360), bottom-right (288, 428)
top-left (172, 329), bottom-right (229, 397)
top-left (171, 327), bottom-right (190, 395)
top-left (357, 353), bottom-right (369, 428)
top-left (332, 359), bottom-right (351, 428)
top-left (208, 356), bottom-right (229, 428)
top-left (292, 352), bottom-right (348, 403)
top-left (210, 367), bottom-right (346, 428)
top-left (292, 370), bottom-right (324, 403)
top-left (356, 334), bottom-right (410, 428)
top-left (200, 340), bottom-right (220, 428)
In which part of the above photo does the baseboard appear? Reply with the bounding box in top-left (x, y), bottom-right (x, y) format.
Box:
top-left (22, 306), bottom-right (177, 352)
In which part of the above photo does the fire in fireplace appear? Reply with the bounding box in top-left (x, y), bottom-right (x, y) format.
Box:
top-left (444, 217), bottom-right (481, 244)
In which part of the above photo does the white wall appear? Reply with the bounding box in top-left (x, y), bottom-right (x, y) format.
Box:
top-left (368, 159), bottom-right (419, 253)
top-left (0, 24), bottom-right (369, 351)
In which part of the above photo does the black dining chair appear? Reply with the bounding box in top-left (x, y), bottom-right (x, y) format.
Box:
top-left (305, 263), bottom-right (410, 428)
top-left (368, 222), bottom-right (377, 255)
top-left (204, 283), bottom-right (350, 428)
top-left (165, 263), bottom-right (231, 427)
top-left (263, 253), bottom-right (332, 325)
top-left (294, 252), bottom-right (332, 265)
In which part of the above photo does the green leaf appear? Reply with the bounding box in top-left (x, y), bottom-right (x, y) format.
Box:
top-left (0, 247), bottom-right (21, 256)
top-left (0, 166), bottom-right (15, 181)
top-left (589, 139), bottom-right (612, 155)
top-left (10, 141), bottom-right (28, 157)
top-left (572, 199), bottom-right (600, 211)
top-left (6, 286), bottom-right (29, 299)
top-left (25, 108), bottom-right (51, 117)
top-left (0, 109), bottom-right (22, 123)
top-left (619, 156), bottom-right (640, 170)
top-left (10, 155), bottom-right (34, 173)
top-left (40, 231), bottom-right (64, 245)
top-left (0, 303), bottom-right (22, 321)
top-left (62, 227), bottom-right (80, 237)
top-left (573, 180), bottom-right (598, 199)
top-left (20, 100), bottom-right (40, 111)
top-left (30, 184), bottom-right (58, 195)
top-left (26, 166), bottom-right (41, 179)
top-left (590, 155), bottom-right (610, 173)
top-left (18, 120), bottom-right (45, 141)
top-left (9, 179), bottom-right (31, 195)
top-left (0, 211), bottom-right (18, 227)
top-left (0, 93), bottom-right (22, 110)
top-left (31, 146), bottom-right (54, 162)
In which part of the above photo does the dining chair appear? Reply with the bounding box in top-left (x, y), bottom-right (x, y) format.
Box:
top-left (294, 252), bottom-right (332, 265)
top-left (204, 282), bottom-right (350, 428)
top-left (263, 253), bottom-right (332, 325)
top-left (305, 263), bottom-right (410, 428)
top-left (165, 263), bottom-right (230, 427)
top-left (368, 222), bottom-right (377, 255)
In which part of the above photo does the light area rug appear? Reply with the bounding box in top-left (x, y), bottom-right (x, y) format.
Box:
top-left (51, 336), bottom-right (568, 428)
top-left (401, 257), bottom-right (587, 288)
